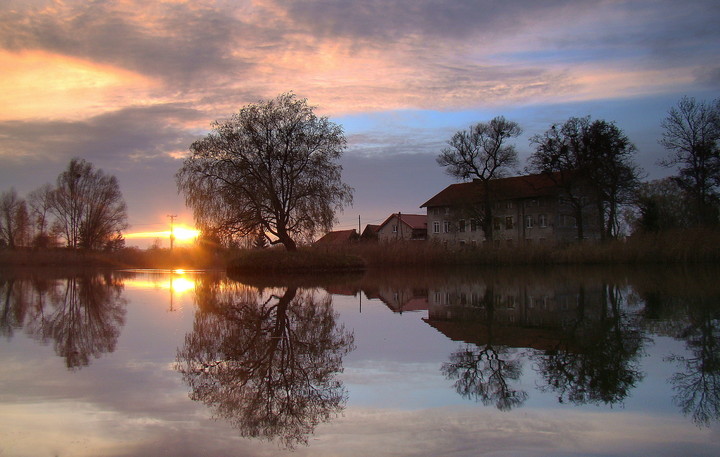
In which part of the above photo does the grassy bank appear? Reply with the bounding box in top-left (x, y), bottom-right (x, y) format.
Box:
top-left (336, 227), bottom-right (720, 267)
top-left (2, 228), bottom-right (719, 271)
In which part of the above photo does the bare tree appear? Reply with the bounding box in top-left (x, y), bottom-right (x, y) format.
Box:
top-left (660, 96), bottom-right (720, 226)
top-left (437, 116), bottom-right (521, 240)
top-left (0, 188), bottom-right (28, 249)
top-left (28, 184), bottom-right (58, 248)
top-left (49, 158), bottom-right (128, 249)
top-left (177, 93), bottom-right (353, 251)
top-left (529, 117), bottom-right (640, 240)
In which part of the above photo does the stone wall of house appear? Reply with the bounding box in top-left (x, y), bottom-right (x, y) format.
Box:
top-left (425, 196), bottom-right (600, 247)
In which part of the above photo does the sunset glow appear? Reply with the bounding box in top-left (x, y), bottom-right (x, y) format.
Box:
top-left (0, 0), bottom-right (718, 242)
top-left (124, 225), bottom-right (200, 244)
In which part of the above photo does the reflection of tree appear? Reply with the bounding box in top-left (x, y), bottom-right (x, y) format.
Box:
top-left (534, 284), bottom-right (644, 405)
top-left (0, 272), bottom-right (126, 370)
top-left (48, 274), bottom-right (126, 369)
top-left (443, 344), bottom-right (527, 411)
top-left (440, 289), bottom-right (528, 411)
top-left (666, 298), bottom-right (720, 426)
top-left (176, 281), bottom-right (355, 448)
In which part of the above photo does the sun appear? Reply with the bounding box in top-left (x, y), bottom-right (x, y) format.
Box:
top-left (172, 226), bottom-right (201, 242)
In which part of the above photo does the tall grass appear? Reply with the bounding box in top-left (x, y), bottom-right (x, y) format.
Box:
top-left (2, 228), bottom-right (718, 270)
top-left (334, 228), bottom-right (720, 267)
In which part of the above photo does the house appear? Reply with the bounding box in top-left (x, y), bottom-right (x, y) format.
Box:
top-left (360, 224), bottom-right (381, 241)
top-left (421, 172), bottom-right (600, 247)
top-left (314, 229), bottom-right (359, 246)
top-left (376, 213), bottom-right (427, 242)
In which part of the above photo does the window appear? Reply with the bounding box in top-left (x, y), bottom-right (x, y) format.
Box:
top-left (443, 221), bottom-right (450, 233)
top-left (444, 207), bottom-right (450, 215)
top-left (459, 219), bottom-right (466, 232)
top-left (493, 217), bottom-right (502, 231)
top-left (392, 224), bottom-right (398, 233)
top-left (470, 219), bottom-right (478, 231)
top-left (539, 214), bottom-right (547, 227)
top-left (525, 215), bottom-right (534, 228)
top-left (506, 201), bottom-right (513, 209)
top-left (505, 216), bottom-right (514, 230)
top-left (433, 221), bottom-right (440, 233)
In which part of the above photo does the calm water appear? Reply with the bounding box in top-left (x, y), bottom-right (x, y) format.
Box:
top-left (1, 265), bottom-right (719, 456)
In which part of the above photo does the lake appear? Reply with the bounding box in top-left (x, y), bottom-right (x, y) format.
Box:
top-left (1, 265), bottom-right (719, 456)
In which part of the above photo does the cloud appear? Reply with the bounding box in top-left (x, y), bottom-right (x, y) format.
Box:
top-left (0, 103), bottom-right (203, 164)
top-left (3, 0), bottom-right (716, 119)
top-left (0, 0), bottom-right (257, 90)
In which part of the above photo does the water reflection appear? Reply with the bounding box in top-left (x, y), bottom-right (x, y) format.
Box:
top-left (343, 267), bottom-right (719, 425)
top-left (633, 268), bottom-right (720, 426)
top-left (175, 277), bottom-right (355, 448)
top-left (0, 269), bottom-right (126, 370)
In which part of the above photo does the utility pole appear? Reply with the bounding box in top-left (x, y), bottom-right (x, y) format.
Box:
top-left (167, 214), bottom-right (177, 251)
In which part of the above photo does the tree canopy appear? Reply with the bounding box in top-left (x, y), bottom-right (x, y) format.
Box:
top-left (177, 93), bottom-right (353, 251)
top-left (529, 116), bottom-right (640, 240)
top-left (660, 96), bottom-right (720, 226)
top-left (436, 116), bottom-right (521, 240)
top-left (49, 158), bottom-right (128, 249)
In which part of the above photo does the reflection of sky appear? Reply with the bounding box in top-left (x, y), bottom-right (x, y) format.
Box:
top-left (1, 273), bottom-right (719, 456)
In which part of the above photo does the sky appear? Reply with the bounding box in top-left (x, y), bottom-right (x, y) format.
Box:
top-left (1, 0), bottom-right (719, 247)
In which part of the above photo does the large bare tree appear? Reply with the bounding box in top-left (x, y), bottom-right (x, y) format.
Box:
top-left (0, 188), bottom-right (28, 249)
top-left (529, 117), bottom-right (640, 240)
top-left (660, 96), bottom-right (720, 226)
top-left (49, 158), bottom-right (128, 249)
top-left (177, 93), bottom-right (353, 251)
top-left (437, 116), bottom-right (521, 240)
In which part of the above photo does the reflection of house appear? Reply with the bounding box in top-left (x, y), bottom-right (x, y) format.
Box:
top-left (376, 213), bottom-right (427, 242)
top-left (421, 172), bottom-right (600, 247)
top-left (424, 282), bottom-right (603, 351)
top-left (364, 286), bottom-right (429, 313)
top-left (314, 229), bottom-right (359, 246)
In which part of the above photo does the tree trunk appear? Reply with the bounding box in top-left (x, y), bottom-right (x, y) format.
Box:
top-left (276, 226), bottom-right (297, 251)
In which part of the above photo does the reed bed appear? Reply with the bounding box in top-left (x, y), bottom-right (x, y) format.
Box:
top-left (1, 228), bottom-right (718, 271)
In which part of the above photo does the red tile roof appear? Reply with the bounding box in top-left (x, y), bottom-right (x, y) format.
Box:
top-left (421, 172), bottom-right (564, 207)
top-left (379, 213), bottom-right (427, 230)
top-left (314, 229), bottom-right (358, 245)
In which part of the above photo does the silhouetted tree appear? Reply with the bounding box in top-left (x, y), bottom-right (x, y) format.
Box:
top-left (633, 178), bottom-right (693, 233)
top-left (28, 184), bottom-right (59, 248)
top-left (177, 281), bottom-right (355, 448)
top-left (0, 188), bottom-right (29, 249)
top-left (177, 93), bottom-right (353, 251)
top-left (437, 116), bottom-right (521, 241)
top-left (529, 117), bottom-right (640, 239)
top-left (48, 158), bottom-right (128, 249)
top-left (660, 96), bottom-right (720, 226)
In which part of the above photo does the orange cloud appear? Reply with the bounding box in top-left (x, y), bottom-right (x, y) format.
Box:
top-left (0, 50), bottom-right (157, 121)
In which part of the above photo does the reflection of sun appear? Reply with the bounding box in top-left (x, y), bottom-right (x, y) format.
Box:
top-left (123, 271), bottom-right (197, 296)
top-left (170, 276), bottom-right (195, 294)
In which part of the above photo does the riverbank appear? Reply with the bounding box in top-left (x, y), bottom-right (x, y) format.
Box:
top-left (1, 228), bottom-right (719, 271)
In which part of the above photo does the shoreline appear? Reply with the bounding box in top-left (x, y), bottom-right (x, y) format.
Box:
top-left (1, 228), bottom-right (719, 271)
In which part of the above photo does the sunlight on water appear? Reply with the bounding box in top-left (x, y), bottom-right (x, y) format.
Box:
top-left (1, 266), bottom-right (718, 456)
